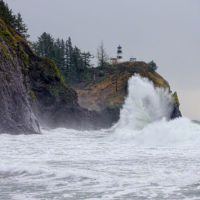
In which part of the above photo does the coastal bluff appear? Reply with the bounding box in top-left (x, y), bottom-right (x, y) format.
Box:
top-left (75, 62), bottom-right (182, 123)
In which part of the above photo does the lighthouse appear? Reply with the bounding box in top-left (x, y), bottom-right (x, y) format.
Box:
top-left (117, 45), bottom-right (123, 63)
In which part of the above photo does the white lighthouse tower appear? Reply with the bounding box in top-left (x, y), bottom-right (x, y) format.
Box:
top-left (117, 45), bottom-right (123, 63)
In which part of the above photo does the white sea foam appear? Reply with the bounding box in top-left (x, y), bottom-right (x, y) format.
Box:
top-left (111, 75), bottom-right (200, 147)
top-left (113, 75), bottom-right (173, 131)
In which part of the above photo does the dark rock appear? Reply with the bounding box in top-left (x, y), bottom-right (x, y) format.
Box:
top-left (0, 20), bottom-right (40, 134)
top-left (171, 92), bottom-right (182, 119)
top-left (170, 105), bottom-right (182, 119)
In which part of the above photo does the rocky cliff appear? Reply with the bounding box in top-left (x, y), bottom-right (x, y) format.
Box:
top-left (0, 19), bottom-right (40, 134)
top-left (28, 55), bottom-right (104, 130)
top-left (0, 18), bottom-right (100, 133)
top-left (75, 62), bottom-right (182, 124)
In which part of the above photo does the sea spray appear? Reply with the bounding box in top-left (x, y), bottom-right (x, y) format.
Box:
top-left (111, 75), bottom-right (200, 146)
top-left (113, 75), bottom-right (173, 131)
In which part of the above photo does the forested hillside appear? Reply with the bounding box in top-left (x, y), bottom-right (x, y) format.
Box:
top-left (32, 33), bottom-right (93, 84)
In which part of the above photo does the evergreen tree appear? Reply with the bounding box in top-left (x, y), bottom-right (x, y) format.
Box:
top-left (14, 13), bottom-right (29, 39)
top-left (32, 33), bottom-right (94, 83)
top-left (54, 38), bottom-right (62, 68)
top-left (97, 42), bottom-right (109, 67)
top-left (0, 0), bottom-right (15, 26)
top-left (0, 0), bottom-right (29, 39)
top-left (65, 37), bottom-right (73, 69)
top-left (34, 32), bottom-right (55, 58)
top-left (82, 52), bottom-right (93, 68)
top-left (60, 39), bottom-right (65, 68)
top-left (72, 47), bottom-right (83, 70)
top-left (148, 60), bottom-right (158, 72)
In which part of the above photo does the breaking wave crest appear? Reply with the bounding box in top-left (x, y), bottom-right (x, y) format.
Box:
top-left (111, 75), bottom-right (200, 146)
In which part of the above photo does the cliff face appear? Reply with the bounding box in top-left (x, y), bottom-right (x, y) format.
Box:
top-left (28, 55), bottom-right (98, 129)
top-left (75, 62), bottom-right (182, 124)
top-left (0, 19), bottom-right (40, 134)
top-left (0, 18), bottom-right (97, 133)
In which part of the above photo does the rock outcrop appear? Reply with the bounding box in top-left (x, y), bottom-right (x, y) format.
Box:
top-left (28, 56), bottom-right (105, 130)
top-left (171, 92), bottom-right (182, 119)
top-left (0, 19), bottom-right (40, 134)
top-left (75, 62), bottom-right (182, 125)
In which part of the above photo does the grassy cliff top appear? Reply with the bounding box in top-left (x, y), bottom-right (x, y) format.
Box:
top-left (75, 62), bottom-right (175, 111)
top-left (91, 62), bottom-right (169, 88)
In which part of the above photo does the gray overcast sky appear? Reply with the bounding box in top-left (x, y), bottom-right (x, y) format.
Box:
top-left (5, 0), bottom-right (200, 120)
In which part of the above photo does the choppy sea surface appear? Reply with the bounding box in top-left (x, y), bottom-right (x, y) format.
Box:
top-left (1, 76), bottom-right (200, 200)
top-left (1, 125), bottom-right (200, 200)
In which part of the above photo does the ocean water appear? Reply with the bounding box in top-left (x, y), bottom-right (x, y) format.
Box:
top-left (1, 76), bottom-right (200, 200)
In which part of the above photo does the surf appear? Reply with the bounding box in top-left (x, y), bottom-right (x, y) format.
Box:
top-left (110, 75), bottom-right (200, 147)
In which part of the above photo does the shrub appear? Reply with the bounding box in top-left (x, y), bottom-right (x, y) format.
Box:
top-left (99, 70), bottom-right (105, 77)
top-left (148, 60), bottom-right (158, 72)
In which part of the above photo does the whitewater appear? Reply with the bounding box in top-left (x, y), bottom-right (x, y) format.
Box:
top-left (1, 75), bottom-right (200, 200)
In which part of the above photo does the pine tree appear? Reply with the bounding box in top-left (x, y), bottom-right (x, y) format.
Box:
top-left (97, 42), bottom-right (109, 67)
top-left (72, 46), bottom-right (85, 81)
top-left (148, 60), bottom-right (158, 72)
top-left (0, 0), bottom-right (15, 26)
top-left (36, 32), bottom-right (55, 58)
top-left (60, 39), bottom-right (65, 68)
top-left (32, 33), bottom-right (93, 83)
top-left (81, 52), bottom-right (93, 68)
top-left (65, 37), bottom-right (73, 69)
top-left (0, 0), bottom-right (29, 39)
top-left (14, 13), bottom-right (29, 39)
top-left (54, 38), bottom-right (61, 68)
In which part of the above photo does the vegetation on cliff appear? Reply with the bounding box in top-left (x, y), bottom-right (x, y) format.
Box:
top-left (0, 18), bottom-right (40, 134)
top-left (0, 8), bottom-right (87, 131)
top-left (97, 42), bottom-right (109, 67)
top-left (0, 10), bottom-right (106, 131)
top-left (31, 33), bottom-right (93, 84)
top-left (0, 0), bottom-right (29, 39)
top-left (148, 60), bottom-right (158, 72)
top-left (75, 62), bottom-right (172, 111)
